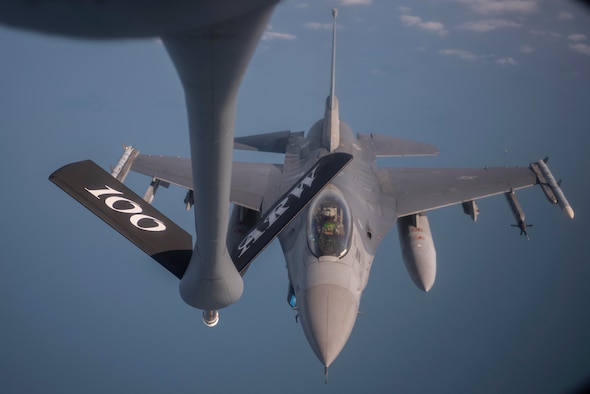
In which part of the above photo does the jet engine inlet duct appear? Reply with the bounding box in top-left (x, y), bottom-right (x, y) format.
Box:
top-left (397, 214), bottom-right (437, 292)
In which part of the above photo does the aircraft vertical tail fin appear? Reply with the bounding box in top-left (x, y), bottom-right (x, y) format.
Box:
top-left (323, 8), bottom-right (340, 152)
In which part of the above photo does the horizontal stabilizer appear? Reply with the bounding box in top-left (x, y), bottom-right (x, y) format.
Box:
top-left (49, 160), bottom-right (192, 279)
top-left (357, 133), bottom-right (439, 157)
top-left (231, 152), bottom-right (353, 272)
top-left (234, 130), bottom-right (304, 153)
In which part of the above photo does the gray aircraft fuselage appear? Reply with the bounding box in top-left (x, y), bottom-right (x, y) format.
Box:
top-left (278, 119), bottom-right (389, 368)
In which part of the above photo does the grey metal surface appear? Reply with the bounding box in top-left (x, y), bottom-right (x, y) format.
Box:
top-left (378, 166), bottom-right (538, 217)
top-left (132, 154), bottom-right (283, 211)
top-left (160, 4), bottom-right (277, 310)
top-left (0, 0), bottom-right (279, 38)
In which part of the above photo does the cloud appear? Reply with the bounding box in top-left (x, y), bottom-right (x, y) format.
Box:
top-left (458, 18), bottom-right (522, 32)
top-left (400, 15), bottom-right (448, 36)
top-left (568, 34), bottom-right (587, 43)
top-left (520, 44), bottom-right (534, 53)
top-left (304, 22), bottom-right (333, 30)
top-left (333, 0), bottom-right (372, 5)
top-left (529, 30), bottom-right (562, 39)
top-left (570, 43), bottom-right (590, 56)
top-left (460, 0), bottom-right (539, 14)
top-left (496, 57), bottom-right (518, 66)
top-left (558, 11), bottom-right (573, 21)
top-left (262, 31), bottom-right (297, 41)
top-left (439, 49), bottom-right (478, 62)
top-left (439, 49), bottom-right (519, 65)
top-left (400, 15), bottom-right (421, 25)
top-left (399, 6), bottom-right (411, 13)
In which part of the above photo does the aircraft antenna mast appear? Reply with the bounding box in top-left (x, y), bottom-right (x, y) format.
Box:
top-left (330, 8), bottom-right (337, 105)
top-left (323, 8), bottom-right (340, 152)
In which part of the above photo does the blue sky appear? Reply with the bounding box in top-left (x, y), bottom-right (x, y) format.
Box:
top-left (1, 1), bottom-right (590, 393)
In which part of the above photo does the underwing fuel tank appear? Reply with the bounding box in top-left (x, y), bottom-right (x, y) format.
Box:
top-left (397, 214), bottom-right (436, 292)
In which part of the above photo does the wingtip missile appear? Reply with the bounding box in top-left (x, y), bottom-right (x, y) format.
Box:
top-left (532, 159), bottom-right (574, 220)
top-left (564, 205), bottom-right (575, 220)
top-left (111, 145), bottom-right (139, 182)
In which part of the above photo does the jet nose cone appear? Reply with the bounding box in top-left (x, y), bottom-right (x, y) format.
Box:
top-left (299, 284), bottom-right (359, 367)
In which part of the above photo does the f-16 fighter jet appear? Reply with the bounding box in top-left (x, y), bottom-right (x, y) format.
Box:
top-left (1, 2), bottom-right (573, 379)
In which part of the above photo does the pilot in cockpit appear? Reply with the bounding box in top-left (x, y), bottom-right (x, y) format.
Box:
top-left (321, 206), bottom-right (338, 235)
top-left (307, 189), bottom-right (351, 259)
top-left (319, 205), bottom-right (341, 253)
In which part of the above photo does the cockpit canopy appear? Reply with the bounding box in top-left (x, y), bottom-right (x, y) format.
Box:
top-left (307, 186), bottom-right (352, 258)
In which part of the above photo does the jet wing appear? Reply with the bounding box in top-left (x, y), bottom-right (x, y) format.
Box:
top-left (131, 154), bottom-right (282, 211)
top-left (378, 166), bottom-right (538, 217)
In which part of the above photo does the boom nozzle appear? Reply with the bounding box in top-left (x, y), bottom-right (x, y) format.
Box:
top-left (202, 309), bottom-right (219, 327)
